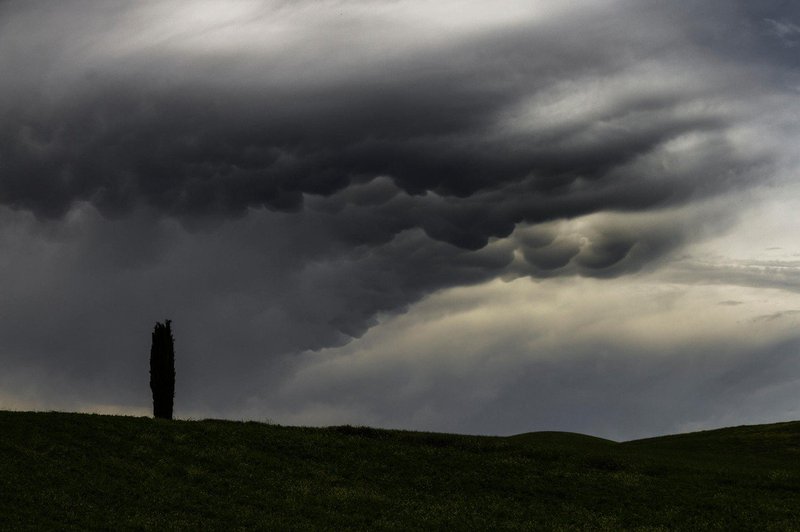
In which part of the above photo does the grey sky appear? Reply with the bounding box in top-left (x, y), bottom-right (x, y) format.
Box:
top-left (1, 0), bottom-right (799, 439)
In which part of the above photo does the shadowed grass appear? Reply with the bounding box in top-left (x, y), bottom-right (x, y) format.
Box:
top-left (1, 411), bottom-right (799, 530)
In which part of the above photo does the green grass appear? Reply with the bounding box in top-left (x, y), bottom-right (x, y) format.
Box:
top-left (1, 411), bottom-right (799, 530)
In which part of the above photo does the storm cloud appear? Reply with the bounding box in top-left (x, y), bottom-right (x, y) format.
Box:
top-left (1, 0), bottom-right (799, 437)
top-left (2, 1), bottom-right (789, 224)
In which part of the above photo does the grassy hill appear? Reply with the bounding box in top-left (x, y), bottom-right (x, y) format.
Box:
top-left (1, 411), bottom-right (799, 530)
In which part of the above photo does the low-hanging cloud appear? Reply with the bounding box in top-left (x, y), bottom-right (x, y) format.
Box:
top-left (1, 0), bottom-right (799, 426)
top-left (1, 1), bottom-right (790, 234)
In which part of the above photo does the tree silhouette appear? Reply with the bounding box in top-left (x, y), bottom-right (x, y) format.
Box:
top-left (150, 320), bottom-right (175, 420)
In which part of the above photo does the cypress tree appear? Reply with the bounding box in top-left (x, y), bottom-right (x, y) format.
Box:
top-left (150, 320), bottom-right (175, 420)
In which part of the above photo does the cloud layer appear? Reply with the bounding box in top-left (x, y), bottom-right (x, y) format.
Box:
top-left (2, 1), bottom-right (790, 225)
top-left (1, 0), bottom-right (799, 436)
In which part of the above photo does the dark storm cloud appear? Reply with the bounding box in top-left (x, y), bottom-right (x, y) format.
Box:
top-left (0, 0), bottom-right (785, 249)
top-left (0, 204), bottom-right (518, 413)
top-left (1, 0), bottom-right (799, 425)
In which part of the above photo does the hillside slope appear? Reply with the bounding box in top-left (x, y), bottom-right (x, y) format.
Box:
top-left (1, 411), bottom-right (799, 530)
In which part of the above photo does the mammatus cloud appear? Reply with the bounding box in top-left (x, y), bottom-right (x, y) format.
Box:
top-left (0, 2), bottom-right (789, 232)
top-left (0, 0), bottom-right (793, 303)
top-left (1, 1), bottom-right (799, 435)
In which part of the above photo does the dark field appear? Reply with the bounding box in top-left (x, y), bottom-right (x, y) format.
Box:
top-left (1, 411), bottom-right (799, 530)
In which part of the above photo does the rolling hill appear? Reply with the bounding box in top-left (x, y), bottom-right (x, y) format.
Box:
top-left (1, 411), bottom-right (798, 530)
